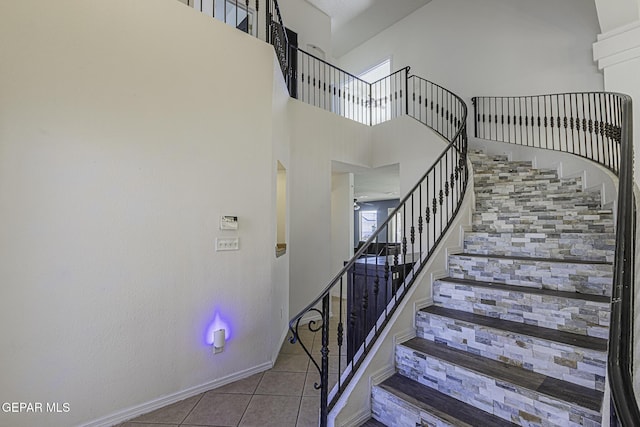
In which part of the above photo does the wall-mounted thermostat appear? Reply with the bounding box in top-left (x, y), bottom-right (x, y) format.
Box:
top-left (220, 215), bottom-right (238, 230)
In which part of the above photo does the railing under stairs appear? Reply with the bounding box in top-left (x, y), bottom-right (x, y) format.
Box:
top-left (288, 70), bottom-right (468, 427)
top-left (473, 93), bottom-right (639, 426)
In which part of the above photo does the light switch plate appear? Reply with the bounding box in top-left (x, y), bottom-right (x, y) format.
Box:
top-left (216, 237), bottom-right (239, 251)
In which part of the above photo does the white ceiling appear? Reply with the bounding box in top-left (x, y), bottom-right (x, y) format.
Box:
top-left (306, 0), bottom-right (432, 57)
top-left (333, 161), bottom-right (400, 202)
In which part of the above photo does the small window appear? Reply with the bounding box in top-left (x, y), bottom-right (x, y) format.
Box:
top-left (359, 210), bottom-right (378, 241)
top-left (358, 58), bottom-right (391, 84)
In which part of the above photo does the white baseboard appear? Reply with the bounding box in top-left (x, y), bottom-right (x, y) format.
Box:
top-left (79, 362), bottom-right (272, 427)
top-left (414, 297), bottom-right (433, 313)
top-left (393, 327), bottom-right (417, 347)
top-left (338, 407), bottom-right (373, 427)
top-left (273, 324), bottom-right (292, 364)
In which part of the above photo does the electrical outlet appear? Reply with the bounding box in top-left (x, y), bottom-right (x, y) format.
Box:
top-left (216, 237), bottom-right (239, 251)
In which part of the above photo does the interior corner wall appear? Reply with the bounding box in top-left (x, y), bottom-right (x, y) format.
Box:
top-left (337, 0), bottom-right (603, 103)
top-left (0, 1), bottom-right (285, 426)
top-left (270, 57), bottom-right (292, 358)
top-left (288, 102), bottom-right (371, 318)
top-left (331, 173), bottom-right (354, 276)
top-left (372, 116), bottom-right (448, 197)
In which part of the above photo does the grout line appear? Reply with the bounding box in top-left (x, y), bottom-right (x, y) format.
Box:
top-left (177, 391), bottom-right (205, 426)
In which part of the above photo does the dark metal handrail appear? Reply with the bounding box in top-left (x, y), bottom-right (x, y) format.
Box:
top-left (292, 47), bottom-right (410, 126)
top-left (472, 92), bottom-right (638, 426)
top-left (289, 70), bottom-right (468, 426)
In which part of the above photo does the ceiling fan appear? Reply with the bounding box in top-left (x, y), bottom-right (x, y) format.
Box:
top-left (354, 198), bottom-right (376, 210)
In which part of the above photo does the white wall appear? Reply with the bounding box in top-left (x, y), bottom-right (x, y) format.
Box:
top-left (288, 102), bottom-right (372, 318)
top-left (278, 0), bottom-right (332, 58)
top-left (595, 0), bottom-right (640, 33)
top-left (271, 59), bottom-right (292, 360)
top-left (372, 116), bottom-right (448, 197)
top-left (331, 173), bottom-right (354, 277)
top-left (338, 0), bottom-right (603, 104)
top-left (0, 1), bottom-right (289, 426)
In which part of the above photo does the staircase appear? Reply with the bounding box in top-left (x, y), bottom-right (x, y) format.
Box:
top-left (370, 151), bottom-right (614, 426)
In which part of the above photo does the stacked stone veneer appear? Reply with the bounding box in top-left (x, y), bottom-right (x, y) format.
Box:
top-left (371, 151), bottom-right (614, 427)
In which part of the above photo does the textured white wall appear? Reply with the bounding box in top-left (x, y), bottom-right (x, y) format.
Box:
top-left (278, 0), bottom-right (332, 58)
top-left (337, 0), bottom-right (603, 102)
top-left (0, 1), bottom-right (289, 426)
top-left (594, 0), bottom-right (640, 33)
top-left (288, 101), bottom-right (372, 318)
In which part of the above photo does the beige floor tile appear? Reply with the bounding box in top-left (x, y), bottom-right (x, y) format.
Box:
top-left (280, 338), bottom-right (308, 355)
top-left (272, 353), bottom-right (310, 372)
top-left (211, 372), bottom-right (263, 394)
top-left (296, 396), bottom-right (320, 427)
top-left (255, 371), bottom-right (306, 396)
top-left (239, 395), bottom-right (301, 427)
top-left (119, 423), bottom-right (179, 427)
top-left (303, 372), bottom-right (338, 397)
top-left (182, 392), bottom-right (251, 426)
top-left (129, 394), bottom-right (201, 424)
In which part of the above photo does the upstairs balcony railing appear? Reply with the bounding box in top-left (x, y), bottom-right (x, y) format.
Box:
top-left (181, 0), bottom-right (291, 87)
top-left (293, 48), bottom-right (409, 125)
top-left (473, 93), bottom-right (638, 426)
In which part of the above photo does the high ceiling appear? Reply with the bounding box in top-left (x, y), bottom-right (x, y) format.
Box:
top-left (306, 0), bottom-right (432, 57)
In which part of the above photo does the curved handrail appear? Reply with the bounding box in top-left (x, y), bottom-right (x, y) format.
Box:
top-left (289, 72), bottom-right (468, 427)
top-left (472, 92), bottom-right (638, 426)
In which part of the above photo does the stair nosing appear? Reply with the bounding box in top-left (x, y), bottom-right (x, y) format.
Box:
top-left (435, 276), bottom-right (611, 304)
top-left (450, 252), bottom-right (613, 266)
top-left (377, 373), bottom-right (517, 427)
top-left (400, 337), bottom-right (603, 413)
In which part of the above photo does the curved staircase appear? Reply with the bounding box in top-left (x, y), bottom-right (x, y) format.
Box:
top-left (371, 151), bottom-right (614, 426)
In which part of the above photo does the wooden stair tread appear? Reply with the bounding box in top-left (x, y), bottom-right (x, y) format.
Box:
top-left (421, 305), bottom-right (608, 351)
top-left (450, 252), bottom-right (612, 266)
top-left (437, 276), bottom-right (611, 304)
top-left (379, 373), bottom-right (517, 427)
top-left (402, 337), bottom-right (603, 412)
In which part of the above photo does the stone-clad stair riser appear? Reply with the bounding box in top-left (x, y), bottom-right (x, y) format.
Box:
top-left (415, 307), bottom-right (607, 391)
top-left (369, 152), bottom-right (612, 427)
top-left (447, 253), bottom-right (613, 296)
top-left (433, 279), bottom-right (610, 339)
top-left (473, 210), bottom-right (614, 234)
top-left (463, 231), bottom-right (615, 262)
top-left (394, 340), bottom-right (602, 427)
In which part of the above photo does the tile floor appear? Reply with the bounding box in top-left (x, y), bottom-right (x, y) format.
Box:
top-left (118, 328), bottom-right (326, 427)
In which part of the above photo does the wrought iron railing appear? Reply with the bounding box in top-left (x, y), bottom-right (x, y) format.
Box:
top-left (181, 0), bottom-right (290, 87)
top-left (289, 71), bottom-right (468, 426)
top-left (293, 48), bottom-right (409, 126)
top-left (472, 93), bottom-right (638, 426)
